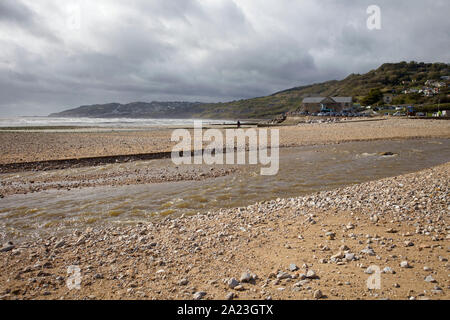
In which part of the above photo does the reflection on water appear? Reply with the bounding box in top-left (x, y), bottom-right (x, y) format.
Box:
top-left (1, 138), bottom-right (449, 241)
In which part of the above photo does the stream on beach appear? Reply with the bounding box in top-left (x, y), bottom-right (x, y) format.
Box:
top-left (1, 138), bottom-right (449, 242)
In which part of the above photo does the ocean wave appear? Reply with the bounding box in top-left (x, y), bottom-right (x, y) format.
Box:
top-left (0, 117), bottom-right (234, 127)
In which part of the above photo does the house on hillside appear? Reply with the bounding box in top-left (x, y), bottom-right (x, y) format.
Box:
top-left (301, 96), bottom-right (352, 113)
top-left (402, 88), bottom-right (419, 94)
top-left (425, 80), bottom-right (447, 88)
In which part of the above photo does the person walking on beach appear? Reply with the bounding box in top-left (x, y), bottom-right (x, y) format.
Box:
top-left (237, 120), bottom-right (241, 128)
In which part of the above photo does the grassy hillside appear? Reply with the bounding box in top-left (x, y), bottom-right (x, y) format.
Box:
top-left (51, 62), bottom-right (449, 119)
top-left (196, 61), bottom-right (449, 118)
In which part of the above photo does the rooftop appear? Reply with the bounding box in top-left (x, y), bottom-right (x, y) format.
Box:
top-left (303, 97), bottom-right (352, 103)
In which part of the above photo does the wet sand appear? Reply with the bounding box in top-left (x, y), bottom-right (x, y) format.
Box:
top-left (0, 118), bottom-right (449, 197)
top-left (1, 118), bottom-right (449, 165)
top-left (0, 160), bottom-right (238, 197)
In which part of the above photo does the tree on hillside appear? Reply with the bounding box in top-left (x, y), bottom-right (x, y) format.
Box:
top-left (361, 88), bottom-right (383, 106)
top-left (393, 93), bottom-right (423, 105)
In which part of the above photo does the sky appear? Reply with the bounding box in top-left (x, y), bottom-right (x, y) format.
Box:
top-left (0, 0), bottom-right (449, 116)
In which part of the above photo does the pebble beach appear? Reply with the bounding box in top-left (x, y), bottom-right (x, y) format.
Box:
top-left (0, 161), bottom-right (448, 300)
top-left (0, 118), bottom-right (449, 300)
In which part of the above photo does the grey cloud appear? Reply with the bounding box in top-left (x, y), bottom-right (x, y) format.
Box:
top-left (0, 0), bottom-right (449, 116)
top-left (0, 0), bottom-right (35, 24)
top-left (0, 0), bottom-right (59, 42)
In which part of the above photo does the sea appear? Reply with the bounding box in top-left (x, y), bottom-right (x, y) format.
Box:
top-left (0, 117), bottom-right (235, 128)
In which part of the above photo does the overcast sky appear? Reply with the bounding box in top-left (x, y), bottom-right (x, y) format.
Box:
top-left (0, 0), bottom-right (449, 116)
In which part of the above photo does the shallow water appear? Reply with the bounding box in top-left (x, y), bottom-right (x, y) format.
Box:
top-left (1, 138), bottom-right (449, 241)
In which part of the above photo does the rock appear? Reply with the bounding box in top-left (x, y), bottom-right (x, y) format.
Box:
top-left (226, 292), bottom-right (235, 300)
top-left (234, 285), bottom-right (245, 291)
top-left (331, 252), bottom-right (344, 261)
top-left (178, 278), bottom-right (189, 286)
top-left (0, 242), bottom-right (14, 252)
top-left (271, 279), bottom-right (280, 286)
top-left (94, 273), bottom-right (103, 279)
top-left (313, 289), bottom-right (323, 299)
top-left (404, 241), bottom-right (414, 247)
top-left (228, 278), bottom-right (240, 289)
top-left (54, 240), bottom-right (65, 249)
top-left (296, 279), bottom-right (310, 287)
top-left (306, 270), bottom-right (318, 279)
top-left (400, 261), bottom-right (411, 268)
top-left (37, 270), bottom-right (51, 277)
top-left (193, 292), bottom-right (206, 300)
top-left (289, 264), bottom-right (299, 272)
top-left (361, 247), bottom-right (375, 256)
top-left (424, 275), bottom-right (436, 283)
top-left (240, 272), bottom-right (252, 283)
top-left (431, 286), bottom-right (443, 294)
top-left (43, 261), bottom-right (53, 269)
top-left (345, 253), bottom-right (355, 261)
top-left (277, 272), bottom-right (291, 280)
top-left (382, 267), bottom-right (395, 274)
top-left (325, 232), bottom-right (335, 240)
top-left (22, 266), bottom-right (33, 273)
top-left (75, 236), bottom-right (86, 246)
top-left (423, 266), bottom-right (432, 271)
